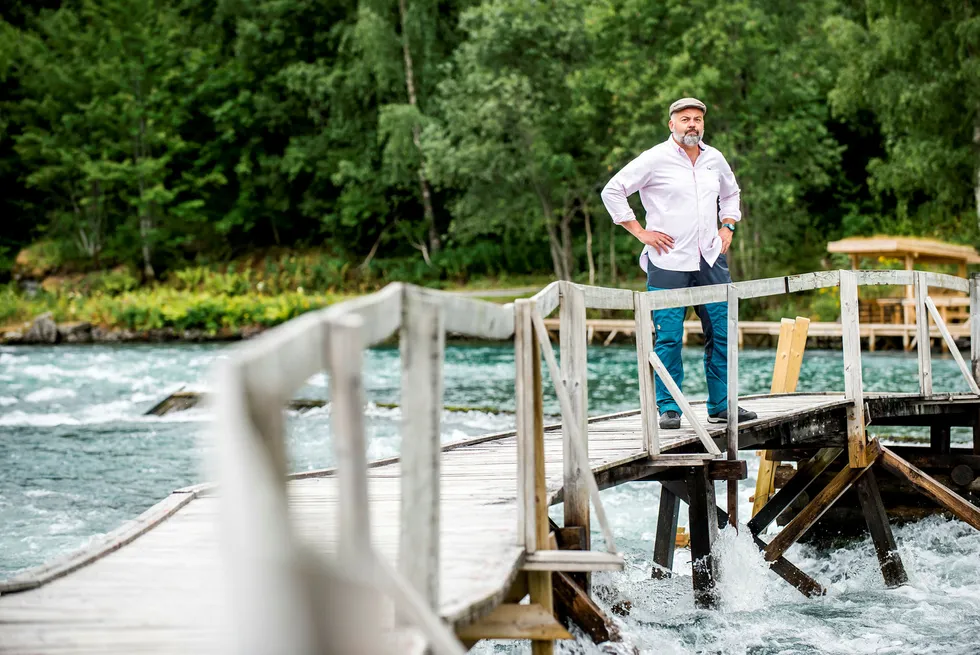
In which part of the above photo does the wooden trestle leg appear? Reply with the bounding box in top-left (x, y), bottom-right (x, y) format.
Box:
top-left (652, 488), bottom-right (680, 579)
top-left (686, 467), bottom-right (719, 609)
top-left (661, 480), bottom-right (825, 598)
top-left (854, 469), bottom-right (909, 587)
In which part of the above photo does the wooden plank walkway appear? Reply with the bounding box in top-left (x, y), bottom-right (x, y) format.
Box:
top-left (0, 393), bottom-right (849, 653)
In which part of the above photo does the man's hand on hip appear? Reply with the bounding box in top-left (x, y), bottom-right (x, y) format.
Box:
top-left (718, 227), bottom-right (733, 254)
top-left (638, 229), bottom-right (675, 255)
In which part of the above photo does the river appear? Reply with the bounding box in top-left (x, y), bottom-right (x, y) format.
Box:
top-left (1, 343), bottom-right (978, 653)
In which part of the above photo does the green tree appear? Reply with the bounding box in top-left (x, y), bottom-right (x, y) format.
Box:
top-left (10, 0), bottom-right (218, 276)
top-left (827, 0), bottom-right (980, 238)
top-left (592, 0), bottom-right (845, 280)
top-left (427, 0), bottom-right (603, 280)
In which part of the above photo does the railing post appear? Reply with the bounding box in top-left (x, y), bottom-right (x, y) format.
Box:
top-left (971, 274), bottom-right (980, 455)
top-left (633, 291), bottom-right (659, 454)
top-left (559, 282), bottom-right (590, 558)
top-left (840, 270), bottom-right (870, 467)
top-left (398, 287), bottom-right (444, 610)
top-left (329, 315), bottom-right (373, 568)
top-left (725, 284), bottom-right (739, 527)
top-left (514, 299), bottom-right (537, 551)
top-left (971, 273), bottom-right (980, 386)
top-left (214, 356), bottom-right (319, 655)
top-left (915, 272), bottom-right (933, 395)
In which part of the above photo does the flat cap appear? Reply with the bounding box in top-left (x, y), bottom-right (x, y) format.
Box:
top-left (669, 97), bottom-right (706, 115)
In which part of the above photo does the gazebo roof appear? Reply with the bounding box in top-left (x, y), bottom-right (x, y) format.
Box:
top-left (827, 235), bottom-right (980, 266)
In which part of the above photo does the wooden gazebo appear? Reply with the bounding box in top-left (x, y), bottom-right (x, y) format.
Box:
top-left (827, 236), bottom-right (980, 347)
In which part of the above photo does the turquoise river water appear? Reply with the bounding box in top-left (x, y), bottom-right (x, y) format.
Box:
top-left (1, 343), bottom-right (979, 653)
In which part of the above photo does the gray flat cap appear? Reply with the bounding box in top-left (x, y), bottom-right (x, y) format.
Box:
top-left (669, 97), bottom-right (706, 115)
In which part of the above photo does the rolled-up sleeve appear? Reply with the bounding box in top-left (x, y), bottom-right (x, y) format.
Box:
top-left (718, 156), bottom-right (742, 222)
top-left (600, 151), bottom-right (654, 224)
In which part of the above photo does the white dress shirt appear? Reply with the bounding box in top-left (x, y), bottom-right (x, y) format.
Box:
top-left (600, 137), bottom-right (741, 273)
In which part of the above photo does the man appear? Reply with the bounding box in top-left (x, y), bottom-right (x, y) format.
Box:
top-left (600, 97), bottom-right (757, 430)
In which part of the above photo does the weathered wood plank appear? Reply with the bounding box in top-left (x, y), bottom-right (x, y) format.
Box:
top-left (748, 448), bottom-right (843, 536)
top-left (573, 284), bottom-right (635, 310)
top-left (854, 470), bottom-right (909, 587)
top-left (399, 289), bottom-right (445, 608)
top-left (915, 273), bottom-right (933, 396)
top-left (560, 282), bottom-right (590, 562)
top-left (649, 352), bottom-right (722, 455)
top-left (787, 270), bottom-right (840, 293)
top-left (531, 282), bottom-right (561, 319)
top-left (329, 315), bottom-right (372, 566)
top-left (523, 551), bottom-right (625, 572)
top-left (879, 447), bottom-right (980, 531)
top-left (652, 488), bottom-right (680, 579)
top-left (925, 296), bottom-right (980, 395)
top-left (455, 603), bottom-right (572, 641)
top-left (427, 290), bottom-right (514, 340)
top-left (763, 445), bottom-right (877, 562)
top-left (553, 572), bottom-right (619, 644)
top-left (687, 466), bottom-right (718, 609)
top-left (633, 291), bottom-right (659, 455)
top-left (841, 270), bottom-right (871, 468)
top-left (726, 284), bottom-right (739, 528)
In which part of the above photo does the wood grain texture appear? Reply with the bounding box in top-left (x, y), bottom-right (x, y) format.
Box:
top-left (925, 296), bottom-right (980, 395)
top-left (915, 273), bottom-right (933, 396)
top-left (879, 447), bottom-right (980, 531)
top-left (560, 282), bottom-right (590, 557)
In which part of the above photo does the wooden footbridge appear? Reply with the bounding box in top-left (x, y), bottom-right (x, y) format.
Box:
top-left (4, 270), bottom-right (980, 654)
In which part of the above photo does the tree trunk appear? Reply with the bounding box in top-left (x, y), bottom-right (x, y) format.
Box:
top-left (609, 220), bottom-right (617, 285)
top-left (134, 115), bottom-right (154, 280)
top-left (398, 0), bottom-right (439, 256)
top-left (559, 204), bottom-right (574, 282)
top-left (534, 188), bottom-right (568, 280)
top-left (583, 202), bottom-right (595, 286)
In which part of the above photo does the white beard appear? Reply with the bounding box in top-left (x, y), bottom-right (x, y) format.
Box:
top-left (673, 129), bottom-right (703, 146)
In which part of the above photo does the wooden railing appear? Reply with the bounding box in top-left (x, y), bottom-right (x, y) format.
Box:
top-left (210, 270), bottom-right (979, 653)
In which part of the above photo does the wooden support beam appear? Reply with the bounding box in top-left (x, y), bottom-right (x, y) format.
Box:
top-left (633, 292), bottom-right (659, 454)
top-left (757, 536), bottom-right (826, 598)
top-left (661, 480), bottom-right (824, 598)
top-left (726, 284), bottom-right (739, 528)
top-left (559, 282), bottom-right (590, 591)
top-left (763, 441), bottom-right (879, 562)
top-left (553, 572), bottom-right (620, 645)
top-left (399, 289), bottom-right (444, 608)
top-left (748, 448), bottom-right (843, 536)
top-left (649, 352), bottom-right (722, 455)
top-left (686, 466), bottom-right (718, 609)
top-left (915, 273), bottom-right (933, 395)
top-left (755, 317), bottom-right (810, 517)
top-left (708, 459), bottom-right (748, 481)
top-left (841, 270), bottom-right (871, 468)
top-left (523, 551), bottom-right (624, 572)
top-left (455, 604), bottom-right (573, 642)
top-left (652, 488), bottom-right (680, 579)
top-left (931, 424), bottom-right (951, 456)
top-left (879, 447), bottom-right (980, 531)
top-left (529, 320), bottom-right (555, 655)
top-left (854, 470), bottom-right (909, 587)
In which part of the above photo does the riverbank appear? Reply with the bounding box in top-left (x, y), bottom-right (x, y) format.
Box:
top-left (0, 279), bottom-right (551, 346)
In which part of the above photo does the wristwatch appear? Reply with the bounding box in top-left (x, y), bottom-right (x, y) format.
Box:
top-left (722, 222), bottom-right (736, 232)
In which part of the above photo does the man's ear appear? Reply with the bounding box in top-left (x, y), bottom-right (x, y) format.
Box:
top-left (667, 118), bottom-right (674, 132)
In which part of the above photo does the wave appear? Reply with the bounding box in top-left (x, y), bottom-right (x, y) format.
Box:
top-left (25, 387), bottom-right (78, 403)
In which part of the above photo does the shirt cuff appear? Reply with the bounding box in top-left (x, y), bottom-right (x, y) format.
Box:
top-left (611, 211), bottom-right (637, 225)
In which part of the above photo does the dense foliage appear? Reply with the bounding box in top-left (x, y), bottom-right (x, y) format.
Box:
top-left (1, 0), bottom-right (978, 288)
